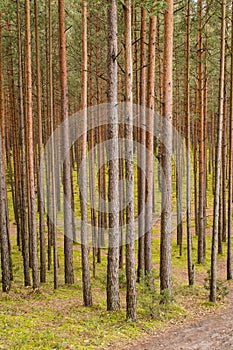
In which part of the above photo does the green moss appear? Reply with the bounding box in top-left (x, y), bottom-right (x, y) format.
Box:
top-left (2, 151), bottom-right (231, 349)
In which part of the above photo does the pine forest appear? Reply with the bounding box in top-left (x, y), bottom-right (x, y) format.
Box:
top-left (0, 0), bottom-right (233, 349)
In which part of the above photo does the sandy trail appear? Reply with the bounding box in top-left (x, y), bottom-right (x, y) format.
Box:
top-left (126, 307), bottom-right (233, 349)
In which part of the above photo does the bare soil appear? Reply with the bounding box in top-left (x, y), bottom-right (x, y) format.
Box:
top-left (125, 303), bottom-right (233, 349)
top-left (124, 276), bottom-right (233, 350)
top-left (121, 228), bottom-right (233, 350)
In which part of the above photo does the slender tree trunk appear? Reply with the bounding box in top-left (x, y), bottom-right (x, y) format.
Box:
top-left (0, 12), bottom-right (11, 293)
top-left (34, 0), bottom-right (46, 284)
top-left (218, 180), bottom-right (223, 255)
top-left (193, 121), bottom-right (199, 237)
top-left (79, 0), bottom-right (92, 306)
top-left (157, 15), bottom-right (163, 193)
top-left (203, 18), bottom-right (208, 259)
top-left (222, 59), bottom-right (227, 243)
top-left (5, 34), bottom-right (17, 280)
top-left (124, 0), bottom-right (136, 322)
top-left (88, 47), bottom-right (97, 278)
top-left (133, 7), bottom-right (139, 106)
top-left (107, 0), bottom-right (120, 311)
top-left (44, 0), bottom-right (52, 272)
top-left (119, 152), bottom-right (125, 269)
top-left (0, 129), bottom-right (11, 293)
top-left (197, 0), bottom-right (205, 264)
top-left (58, 0), bottom-right (74, 285)
top-left (227, 0), bottom-right (233, 281)
top-left (160, 0), bottom-right (173, 296)
top-left (49, 0), bottom-right (58, 289)
top-left (16, 0), bottom-right (31, 287)
top-left (6, 35), bottom-right (21, 255)
top-left (97, 90), bottom-right (106, 262)
top-left (25, 0), bottom-right (39, 290)
top-left (145, 14), bottom-right (156, 280)
top-left (211, 98), bottom-right (216, 195)
top-left (185, 0), bottom-right (194, 285)
top-left (175, 65), bottom-right (182, 257)
top-left (157, 16), bottom-right (163, 117)
top-left (210, 0), bottom-right (226, 302)
top-left (137, 7), bottom-right (147, 281)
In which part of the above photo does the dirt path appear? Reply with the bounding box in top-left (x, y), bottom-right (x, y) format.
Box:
top-left (126, 307), bottom-right (233, 349)
top-left (123, 285), bottom-right (233, 350)
top-left (123, 279), bottom-right (233, 350)
top-left (123, 230), bottom-right (233, 350)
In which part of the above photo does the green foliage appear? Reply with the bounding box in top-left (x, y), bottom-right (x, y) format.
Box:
top-left (119, 270), bottom-right (127, 288)
top-left (133, 0), bottom-right (167, 16)
top-left (204, 269), bottom-right (229, 301)
top-left (137, 272), bottom-right (179, 320)
top-left (0, 221), bottom-right (230, 349)
top-left (159, 288), bottom-right (174, 305)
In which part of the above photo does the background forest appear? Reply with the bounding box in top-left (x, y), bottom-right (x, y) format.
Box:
top-left (0, 0), bottom-right (232, 349)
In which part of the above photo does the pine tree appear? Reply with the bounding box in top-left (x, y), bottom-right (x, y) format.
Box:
top-left (160, 0), bottom-right (173, 296)
top-left (107, 0), bottom-right (120, 312)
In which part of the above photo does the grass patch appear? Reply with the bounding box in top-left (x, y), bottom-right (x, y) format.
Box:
top-left (1, 159), bottom-right (231, 349)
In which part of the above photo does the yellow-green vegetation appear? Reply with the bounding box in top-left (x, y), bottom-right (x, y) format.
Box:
top-left (1, 162), bottom-right (231, 349)
top-left (0, 224), bottom-right (230, 350)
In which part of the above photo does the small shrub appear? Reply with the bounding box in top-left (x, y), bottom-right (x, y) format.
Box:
top-left (119, 270), bottom-right (127, 288)
top-left (137, 272), bottom-right (175, 320)
top-left (204, 269), bottom-right (229, 301)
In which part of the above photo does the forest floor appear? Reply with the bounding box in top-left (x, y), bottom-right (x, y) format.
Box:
top-left (118, 244), bottom-right (233, 350)
top-left (122, 284), bottom-right (233, 350)
top-left (1, 219), bottom-right (233, 349)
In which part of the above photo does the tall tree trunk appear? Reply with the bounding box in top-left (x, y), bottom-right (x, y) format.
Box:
top-left (58, 0), bottom-right (74, 285)
top-left (49, 0), bottom-right (58, 289)
top-left (6, 33), bottom-right (21, 255)
top-left (197, 0), bottom-right (205, 264)
top-left (25, 0), bottom-right (39, 290)
top-left (34, 0), bottom-right (46, 284)
top-left (97, 90), bottom-right (106, 262)
top-left (16, 0), bottom-right (30, 287)
top-left (137, 7), bottom-right (147, 281)
top-left (0, 12), bottom-right (11, 293)
top-left (107, 0), bottom-right (120, 312)
top-left (44, 0), bottom-right (52, 272)
top-left (218, 180), bottom-right (223, 254)
top-left (175, 63), bottom-right (182, 257)
top-left (0, 129), bottom-right (11, 293)
top-left (193, 121), bottom-right (199, 237)
top-left (185, 0), bottom-right (194, 285)
top-left (227, 0), bottom-right (233, 281)
top-left (145, 13), bottom-right (157, 279)
top-left (222, 60), bottom-right (227, 244)
top-left (160, 0), bottom-right (173, 296)
top-left (88, 46), bottom-right (97, 278)
top-left (79, 0), bottom-right (92, 307)
top-left (203, 13), bottom-right (208, 259)
top-left (124, 0), bottom-right (136, 322)
top-left (210, 0), bottom-right (226, 303)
